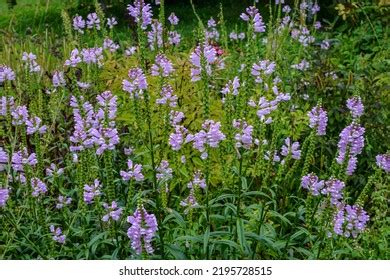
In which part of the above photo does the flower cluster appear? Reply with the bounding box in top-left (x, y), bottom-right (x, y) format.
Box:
top-left (52, 71), bottom-right (66, 88)
top-left (0, 65), bottom-right (15, 84)
top-left (301, 173), bottom-right (325, 196)
top-left (31, 178), bottom-right (48, 197)
top-left (221, 77), bottom-right (240, 97)
top-left (333, 204), bottom-right (369, 238)
top-left (233, 119), bottom-right (254, 149)
top-left (56, 196), bottom-right (72, 209)
top-left (281, 137), bottom-right (301, 160)
top-left (190, 44), bottom-right (223, 82)
top-left (0, 188), bottom-right (10, 207)
top-left (291, 26), bottom-right (315, 47)
top-left (186, 120), bottom-right (226, 159)
top-left (251, 60), bottom-right (276, 83)
top-left (46, 163), bottom-right (64, 177)
top-left (122, 68), bottom-right (148, 98)
top-left (148, 21), bottom-right (163, 50)
top-left (120, 160), bottom-right (144, 181)
top-left (308, 105), bottom-right (328, 136)
top-left (169, 125), bottom-right (188, 151)
top-left (336, 123), bottom-right (365, 175)
top-left (102, 201), bottom-right (123, 222)
top-left (127, 0), bottom-right (153, 30)
top-left (156, 160), bottom-right (173, 182)
top-left (205, 18), bottom-right (220, 41)
top-left (22, 52), bottom-right (41, 73)
top-left (103, 38), bottom-right (120, 53)
top-left (87, 13), bottom-right (100, 30)
top-left (0, 147), bottom-right (8, 172)
top-left (346, 96), bottom-right (364, 119)
top-left (151, 54), bottom-right (174, 77)
top-left (156, 85), bottom-right (177, 107)
top-left (240, 6), bottom-right (266, 33)
top-left (83, 179), bottom-right (102, 204)
top-left (50, 225), bottom-right (66, 244)
top-left (376, 154), bottom-right (390, 173)
top-left (127, 205), bottom-right (158, 254)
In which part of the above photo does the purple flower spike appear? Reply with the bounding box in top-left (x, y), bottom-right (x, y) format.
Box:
top-left (31, 178), bottom-right (48, 197)
top-left (73, 15), bottom-right (85, 33)
top-left (336, 122), bottom-right (365, 175)
top-left (120, 160), bottom-right (144, 182)
top-left (0, 188), bottom-right (10, 207)
top-left (127, 205), bottom-right (158, 255)
top-left (127, 0), bottom-right (153, 30)
top-left (151, 54), bottom-right (174, 77)
top-left (102, 201), bottom-right (123, 222)
top-left (86, 13), bottom-right (100, 30)
top-left (308, 105), bottom-right (328, 136)
top-left (0, 147), bottom-right (9, 172)
top-left (50, 225), bottom-right (66, 244)
top-left (281, 137), bottom-right (301, 160)
top-left (0, 65), bottom-right (16, 84)
top-left (240, 6), bottom-right (266, 33)
top-left (83, 179), bottom-right (102, 204)
top-left (301, 173), bottom-right (325, 196)
top-left (346, 96), bottom-right (364, 119)
top-left (168, 13), bottom-right (179, 25)
top-left (122, 68), bottom-right (148, 98)
top-left (376, 154), bottom-right (390, 173)
top-left (333, 204), bottom-right (369, 238)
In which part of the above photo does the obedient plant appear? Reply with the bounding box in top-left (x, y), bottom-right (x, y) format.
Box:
top-left (0, 0), bottom-right (387, 261)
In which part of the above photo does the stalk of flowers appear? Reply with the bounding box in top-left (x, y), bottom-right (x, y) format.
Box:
top-left (336, 122), bottom-right (365, 177)
top-left (120, 159), bottom-right (144, 210)
top-left (92, 91), bottom-right (119, 201)
top-left (49, 225), bottom-right (66, 244)
top-left (31, 177), bottom-right (48, 226)
top-left (300, 103), bottom-right (328, 177)
top-left (156, 160), bottom-right (173, 208)
top-left (332, 204), bottom-right (369, 238)
top-left (122, 67), bottom-right (147, 123)
top-left (127, 0), bottom-right (153, 68)
top-left (355, 153), bottom-right (389, 207)
top-left (167, 12), bottom-right (181, 47)
top-left (127, 204), bottom-right (158, 256)
top-left (181, 171), bottom-right (205, 215)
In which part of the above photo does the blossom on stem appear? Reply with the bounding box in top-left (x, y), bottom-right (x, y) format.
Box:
top-left (0, 65), bottom-right (16, 84)
top-left (50, 225), bottom-right (66, 244)
top-left (336, 123), bottom-right (365, 175)
top-left (73, 15), bottom-right (85, 33)
top-left (86, 13), bottom-right (100, 30)
top-left (156, 85), bottom-right (177, 107)
top-left (240, 6), bottom-right (266, 33)
top-left (0, 188), bottom-right (10, 207)
top-left (31, 178), bottom-right (48, 197)
top-left (376, 154), bottom-right (390, 173)
top-left (151, 54), bottom-right (174, 77)
top-left (56, 195), bottom-right (72, 209)
top-left (120, 160), bottom-right (144, 182)
top-left (281, 137), bottom-right (301, 160)
top-left (127, 0), bottom-right (153, 30)
top-left (308, 105), bottom-right (328, 136)
top-left (127, 205), bottom-right (158, 254)
top-left (122, 68), bottom-right (148, 98)
top-left (333, 204), bottom-right (369, 238)
top-left (102, 201), bottom-right (123, 222)
top-left (346, 96), bottom-right (364, 119)
top-left (301, 173), bottom-right (325, 196)
top-left (83, 179), bottom-right (102, 204)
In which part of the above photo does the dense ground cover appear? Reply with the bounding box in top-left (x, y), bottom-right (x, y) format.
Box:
top-left (0, 0), bottom-right (389, 260)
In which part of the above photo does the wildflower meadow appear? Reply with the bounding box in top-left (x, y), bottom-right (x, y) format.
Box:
top-left (0, 0), bottom-right (389, 260)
